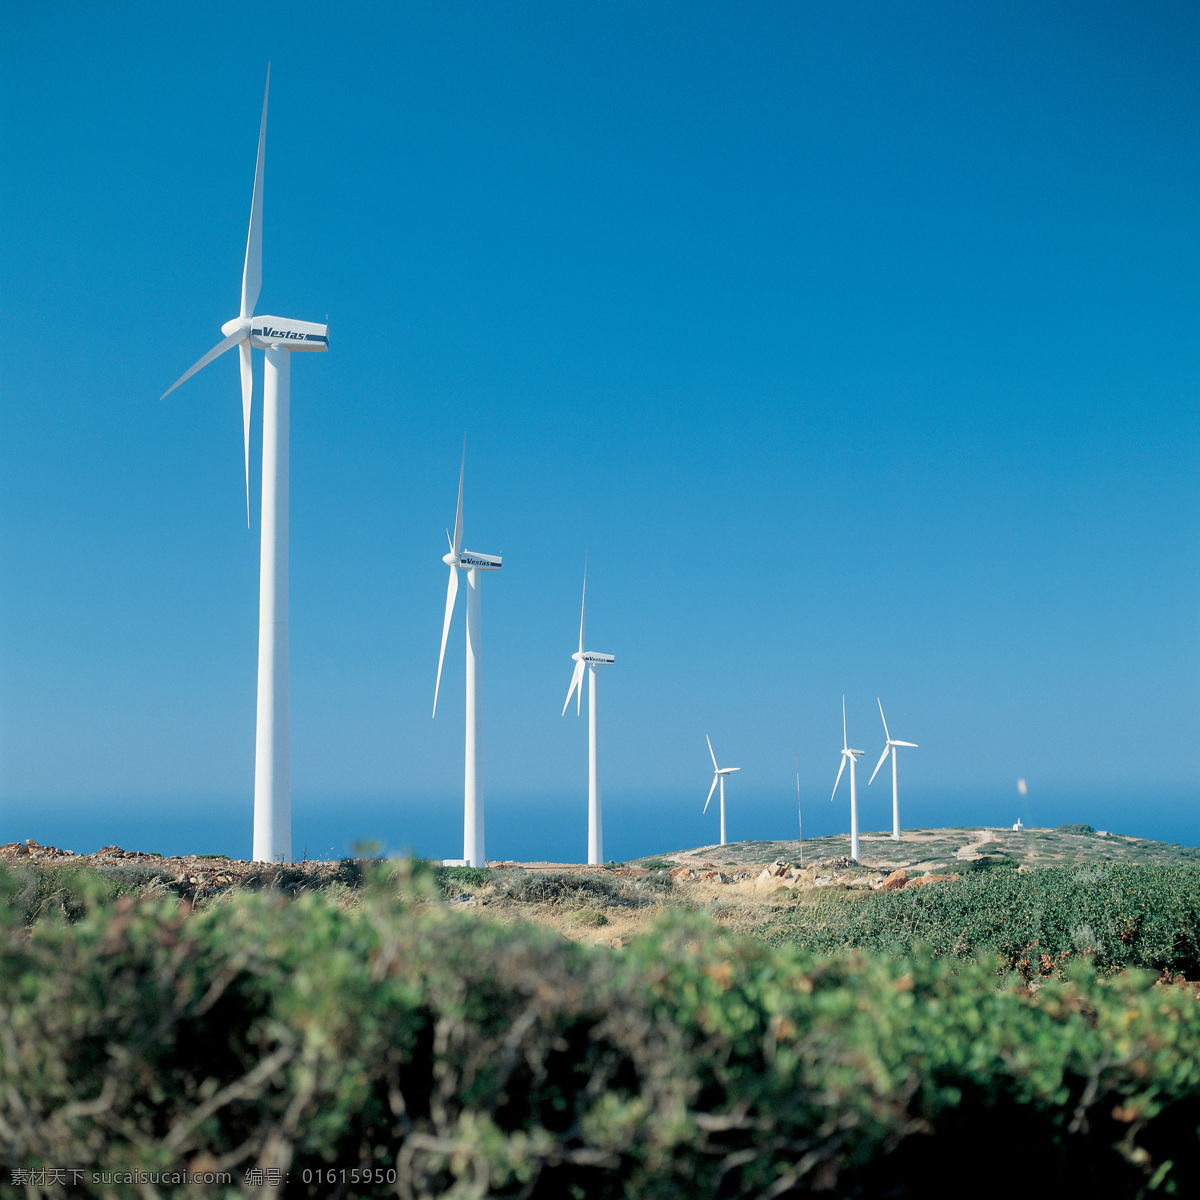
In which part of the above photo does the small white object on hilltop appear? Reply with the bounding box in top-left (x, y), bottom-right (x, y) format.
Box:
top-left (1012, 818), bottom-right (1024, 831)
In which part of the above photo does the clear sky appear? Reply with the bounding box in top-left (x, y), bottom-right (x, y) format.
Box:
top-left (2, 2), bottom-right (1198, 852)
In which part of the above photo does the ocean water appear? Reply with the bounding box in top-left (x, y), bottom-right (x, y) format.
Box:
top-left (3, 784), bottom-right (1197, 863)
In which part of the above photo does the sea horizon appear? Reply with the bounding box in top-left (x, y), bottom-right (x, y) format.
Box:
top-left (3, 784), bottom-right (1197, 865)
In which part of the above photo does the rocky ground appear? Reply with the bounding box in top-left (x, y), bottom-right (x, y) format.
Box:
top-left (2, 825), bottom-right (1194, 939)
top-left (0, 839), bottom-right (355, 904)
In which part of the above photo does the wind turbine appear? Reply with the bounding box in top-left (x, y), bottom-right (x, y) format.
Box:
top-left (703, 737), bottom-right (740, 846)
top-left (160, 67), bottom-right (328, 864)
top-left (830, 698), bottom-right (865, 863)
top-left (433, 441), bottom-right (502, 867)
top-left (867, 698), bottom-right (918, 841)
top-left (562, 561), bottom-right (615, 865)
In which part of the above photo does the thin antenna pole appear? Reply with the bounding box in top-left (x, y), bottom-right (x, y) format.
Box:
top-left (796, 754), bottom-right (803, 868)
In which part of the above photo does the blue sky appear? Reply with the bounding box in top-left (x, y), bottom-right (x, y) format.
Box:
top-left (2, 1), bottom-right (1198, 855)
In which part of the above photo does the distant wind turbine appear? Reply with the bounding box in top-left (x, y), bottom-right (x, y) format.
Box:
top-left (160, 67), bottom-right (328, 864)
top-left (703, 737), bottom-right (740, 845)
top-left (830, 698), bottom-right (865, 863)
top-left (562, 560), bottom-right (615, 865)
top-left (867, 699), bottom-right (918, 841)
top-left (433, 441), bottom-right (502, 867)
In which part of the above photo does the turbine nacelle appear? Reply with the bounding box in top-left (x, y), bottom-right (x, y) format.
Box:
top-left (575, 651), bottom-right (615, 665)
top-left (217, 314), bottom-right (329, 348)
top-left (457, 551), bottom-right (502, 571)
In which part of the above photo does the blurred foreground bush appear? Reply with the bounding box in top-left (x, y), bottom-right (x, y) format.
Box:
top-left (1, 863), bottom-right (1199, 1198)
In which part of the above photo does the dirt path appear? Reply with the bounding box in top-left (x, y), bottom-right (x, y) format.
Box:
top-left (954, 832), bottom-right (992, 861)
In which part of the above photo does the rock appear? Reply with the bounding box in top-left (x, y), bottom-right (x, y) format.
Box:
top-left (883, 868), bottom-right (907, 889)
top-left (768, 860), bottom-right (791, 877)
top-left (25, 839), bottom-right (40, 847)
top-left (669, 866), bottom-right (695, 882)
top-left (756, 868), bottom-right (787, 890)
top-left (814, 876), bottom-right (835, 887)
top-left (906, 873), bottom-right (958, 887)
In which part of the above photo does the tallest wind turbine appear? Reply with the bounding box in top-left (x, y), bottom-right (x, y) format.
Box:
top-left (161, 68), bottom-right (328, 863)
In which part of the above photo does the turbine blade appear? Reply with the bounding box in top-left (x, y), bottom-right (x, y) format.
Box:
top-left (868, 744), bottom-right (890, 785)
top-left (877, 697), bottom-right (891, 743)
top-left (240, 66), bottom-right (269, 320)
top-left (452, 438), bottom-right (465, 555)
top-left (707, 734), bottom-right (719, 771)
top-left (562, 660), bottom-right (585, 716)
top-left (894, 740), bottom-right (918, 748)
top-left (830, 754), bottom-right (847, 802)
top-left (842, 696), bottom-right (848, 751)
top-left (160, 328), bottom-right (247, 400)
top-left (239, 342), bottom-right (253, 526)
top-left (578, 557), bottom-right (587, 655)
top-left (432, 563), bottom-right (458, 716)
top-left (703, 773), bottom-right (718, 814)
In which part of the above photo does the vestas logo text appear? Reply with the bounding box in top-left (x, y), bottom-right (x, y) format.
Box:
top-left (459, 556), bottom-right (501, 567)
top-left (254, 327), bottom-right (325, 342)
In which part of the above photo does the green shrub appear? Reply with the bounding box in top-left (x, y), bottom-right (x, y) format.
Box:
top-left (498, 871), bottom-right (670, 907)
top-left (762, 863), bottom-right (1200, 977)
top-left (565, 906), bottom-right (609, 927)
top-left (436, 864), bottom-right (494, 891)
top-left (965, 854), bottom-right (1017, 872)
top-left (1057, 823), bottom-right (1096, 835)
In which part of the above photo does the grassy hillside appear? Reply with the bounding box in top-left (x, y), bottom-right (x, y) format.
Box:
top-left (642, 824), bottom-right (1200, 875)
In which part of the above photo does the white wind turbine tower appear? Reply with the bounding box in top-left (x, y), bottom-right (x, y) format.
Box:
top-left (433, 442), bottom-right (502, 867)
top-left (830, 698), bottom-right (865, 863)
top-left (562, 562), bottom-right (615, 865)
top-left (161, 67), bottom-right (328, 864)
top-left (703, 737), bottom-right (740, 846)
top-left (868, 698), bottom-right (918, 842)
